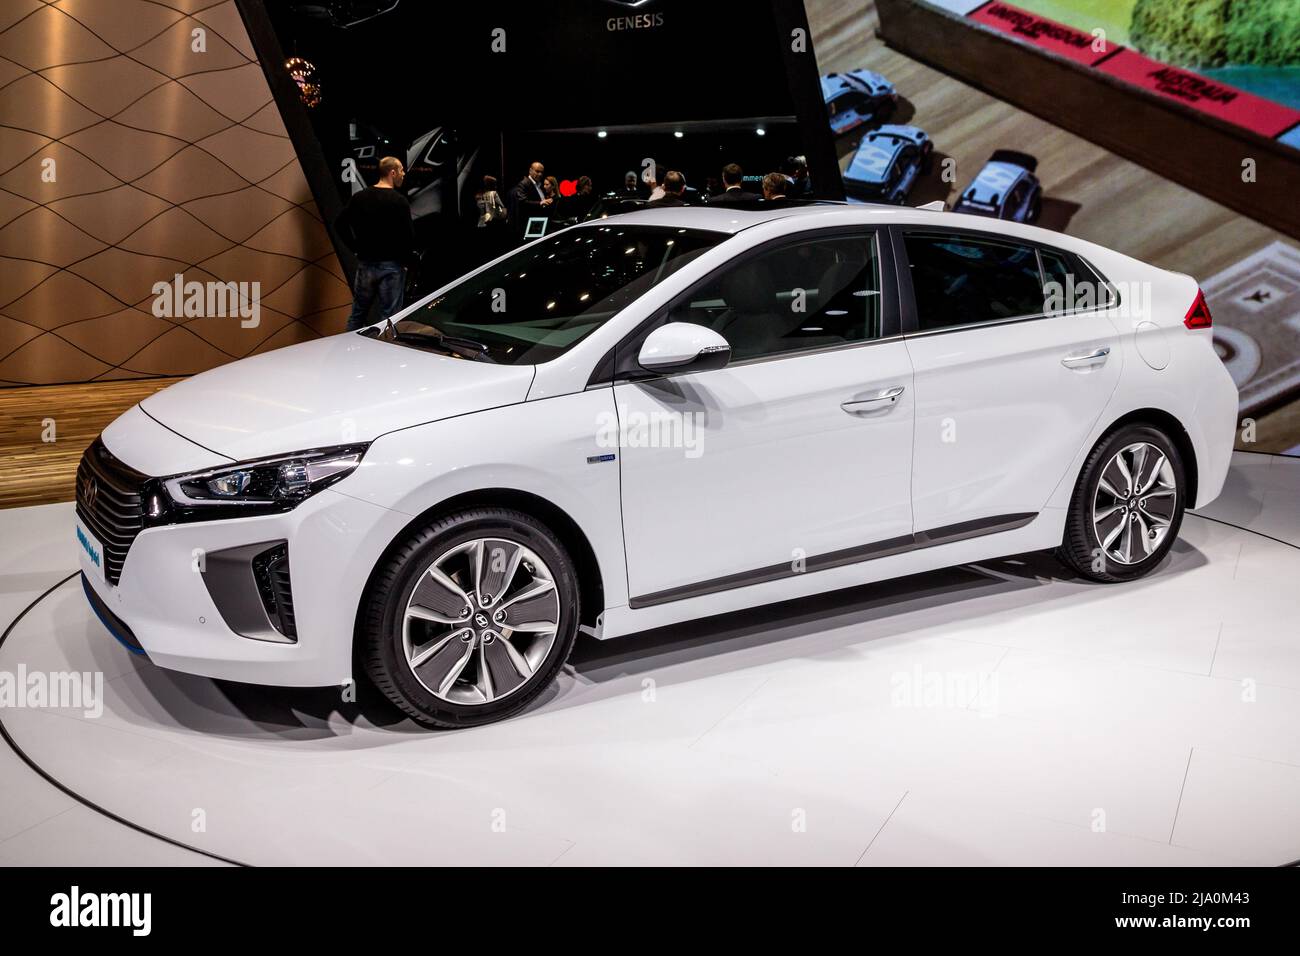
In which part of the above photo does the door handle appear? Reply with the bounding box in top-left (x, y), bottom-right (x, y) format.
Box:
top-left (841, 385), bottom-right (905, 415)
top-left (1061, 346), bottom-right (1110, 369)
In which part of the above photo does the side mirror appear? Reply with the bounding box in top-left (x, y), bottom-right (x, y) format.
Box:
top-left (637, 323), bottom-right (731, 375)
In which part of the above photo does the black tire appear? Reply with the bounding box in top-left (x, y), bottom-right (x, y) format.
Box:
top-left (1056, 424), bottom-right (1187, 583)
top-left (360, 507), bottom-right (581, 728)
top-left (1027, 192), bottom-right (1042, 223)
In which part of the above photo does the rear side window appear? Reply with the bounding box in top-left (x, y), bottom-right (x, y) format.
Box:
top-left (1042, 249), bottom-right (1119, 314)
top-left (904, 232), bottom-right (1043, 331)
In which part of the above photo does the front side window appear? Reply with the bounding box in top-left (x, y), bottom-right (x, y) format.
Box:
top-left (904, 231), bottom-right (1043, 331)
top-left (393, 225), bottom-right (723, 364)
top-left (662, 232), bottom-right (882, 362)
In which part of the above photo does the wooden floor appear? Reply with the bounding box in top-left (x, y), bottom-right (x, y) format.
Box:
top-left (0, 379), bottom-right (180, 509)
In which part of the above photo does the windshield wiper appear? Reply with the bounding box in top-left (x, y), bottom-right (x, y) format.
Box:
top-left (390, 328), bottom-right (495, 362)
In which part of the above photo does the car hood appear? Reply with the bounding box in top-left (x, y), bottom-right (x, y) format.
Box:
top-left (140, 333), bottom-right (535, 463)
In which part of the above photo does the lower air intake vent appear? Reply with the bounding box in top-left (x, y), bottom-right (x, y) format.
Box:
top-left (253, 544), bottom-right (296, 641)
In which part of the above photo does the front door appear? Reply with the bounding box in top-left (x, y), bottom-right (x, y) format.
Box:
top-left (614, 229), bottom-right (916, 605)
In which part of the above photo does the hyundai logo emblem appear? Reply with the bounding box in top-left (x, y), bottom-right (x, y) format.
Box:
top-left (82, 475), bottom-right (97, 509)
top-left (474, 613), bottom-right (489, 628)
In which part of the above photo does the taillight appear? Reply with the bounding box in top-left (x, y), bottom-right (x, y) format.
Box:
top-left (1184, 288), bottom-right (1213, 329)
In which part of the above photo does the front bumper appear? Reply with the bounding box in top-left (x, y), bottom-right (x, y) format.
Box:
top-left (77, 440), bottom-right (411, 688)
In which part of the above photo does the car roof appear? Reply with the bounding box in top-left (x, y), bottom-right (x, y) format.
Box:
top-left (566, 203), bottom-right (1115, 257)
top-left (847, 139), bottom-right (901, 182)
top-left (572, 204), bottom-right (835, 234)
top-left (965, 161), bottom-right (1025, 204)
top-left (848, 128), bottom-right (923, 182)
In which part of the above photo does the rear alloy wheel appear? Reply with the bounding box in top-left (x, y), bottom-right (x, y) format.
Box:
top-left (362, 509), bottom-right (580, 727)
top-left (1057, 425), bottom-right (1186, 582)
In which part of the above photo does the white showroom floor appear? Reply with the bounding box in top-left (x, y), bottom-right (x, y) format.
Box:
top-left (1, 452), bottom-right (1298, 866)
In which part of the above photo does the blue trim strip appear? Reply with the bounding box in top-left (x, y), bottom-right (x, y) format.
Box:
top-left (80, 573), bottom-right (146, 656)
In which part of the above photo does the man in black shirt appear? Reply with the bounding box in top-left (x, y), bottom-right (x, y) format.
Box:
top-left (335, 156), bottom-right (415, 331)
top-left (648, 170), bottom-right (688, 207)
top-left (784, 155), bottom-right (813, 199)
top-left (711, 163), bottom-right (759, 204)
top-left (508, 162), bottom-right (552, 237)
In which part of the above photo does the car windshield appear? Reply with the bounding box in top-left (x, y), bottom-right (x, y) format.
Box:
top-left (389, 225), bottom-right (724, 364)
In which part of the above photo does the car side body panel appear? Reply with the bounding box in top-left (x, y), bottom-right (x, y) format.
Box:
top-left (77, 204), bottom-right (1238, 685)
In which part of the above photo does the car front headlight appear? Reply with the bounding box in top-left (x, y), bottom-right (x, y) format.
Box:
top-left (161, 444), bottom-right (370, 520)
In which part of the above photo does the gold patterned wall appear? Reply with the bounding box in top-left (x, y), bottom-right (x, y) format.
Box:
top-left (0, 0), bottom-right (351, 386)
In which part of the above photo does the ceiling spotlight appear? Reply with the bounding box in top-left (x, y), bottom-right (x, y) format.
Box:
top-left (597, 130), bottom-right (608, 139)
top-left (756, 127), bottom-right (766, 136)
top-left (673, 130), bottom-right (683, 138)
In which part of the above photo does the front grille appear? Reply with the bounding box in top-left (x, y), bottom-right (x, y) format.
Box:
top-left (252, 543), bottom-right (297, 641)
top-left (75, 439), bottom-right (148, 586)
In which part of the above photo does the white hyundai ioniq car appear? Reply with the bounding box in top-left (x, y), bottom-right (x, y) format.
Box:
top-left (75, 204), bottom-right (1237, 727)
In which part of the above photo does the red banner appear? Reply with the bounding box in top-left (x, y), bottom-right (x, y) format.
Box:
top-left (969, 2), bottom-right (1116, 67)
top-left (1097, 50), bottom-right (1300, 139)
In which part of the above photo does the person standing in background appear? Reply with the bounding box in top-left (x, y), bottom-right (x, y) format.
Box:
top-left (647, 168), bottom-right (666, 202)
top-left (648, 170), bottom-right (688, 206)
top-left (474, 174), bottom-right (509, 262)
top-left (476, 175), bottom-right (507, 227)
top-left (542, 175), bottom-right (561, 222)
top-left (335, 156), bottom-right (414, 331)
top-left (508, 162), bottom-right (551, 234)
top-left (762, 171), bottom-right (789, 201)
top-left (785, 155), bottom-right (813, 198)
top-left (711, 163), bottom-right (759, 204)
top-left (570, 175), bottom-right (597, 219)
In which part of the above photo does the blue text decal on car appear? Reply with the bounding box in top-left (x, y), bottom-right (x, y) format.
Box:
top-left (77, 526), bottom-right (101, 568)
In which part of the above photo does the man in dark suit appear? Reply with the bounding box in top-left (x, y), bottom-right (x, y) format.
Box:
top-left (785, 155), bottom-right (813, 199)
top-left (761, 171), bottom-right (789, 202)
top-left (648, 170), bottom-right (688, 207)
top-left (710, 163), bottom-right (759, 204)
top-left (508, 162), bottom-right (551, 233)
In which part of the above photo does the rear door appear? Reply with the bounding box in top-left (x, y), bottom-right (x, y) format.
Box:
top-left (895, 227), bottom-right (1122, 535)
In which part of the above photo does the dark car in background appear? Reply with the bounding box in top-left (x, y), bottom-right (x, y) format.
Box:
top-left (843, 124), bottom-right (932, 204)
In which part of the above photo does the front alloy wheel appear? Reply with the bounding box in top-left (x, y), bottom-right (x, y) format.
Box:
top-left (402, 538), bottom-right (560, 706)
top-left (362, 508), bottom-right (580, 727)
